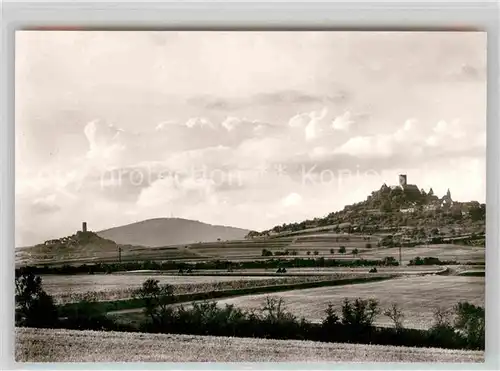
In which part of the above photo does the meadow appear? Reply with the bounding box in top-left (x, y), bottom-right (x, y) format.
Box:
top-left (360, 244), bottom-right (485, 264)
top-left (16, 327), bottom-right (484, 362)
top-left (43, 273), bottom-right (371, 304)
top-left (41, 273), bottom-right (285, 295)
top-left (41, 264), bottom-right (447, 304)
top-left (213, 275), bottom-right (485, 330)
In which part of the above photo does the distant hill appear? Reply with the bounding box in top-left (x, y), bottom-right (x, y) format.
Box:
top-left (15, 231), bottom-right (119, 266)
top-left (97, 218), bottom-right (250, 247)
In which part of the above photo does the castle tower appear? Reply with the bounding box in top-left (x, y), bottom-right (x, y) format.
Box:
top-left (399, 174), bottom-right (407, 188)
top-left (82, 222), bottom-right (87, 233)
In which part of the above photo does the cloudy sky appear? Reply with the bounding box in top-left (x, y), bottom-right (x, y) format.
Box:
top-left (15, 31), bottom-right (486, 246)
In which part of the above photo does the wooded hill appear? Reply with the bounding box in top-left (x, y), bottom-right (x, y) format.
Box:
top-left (248, 183), bottom-right (486, 239)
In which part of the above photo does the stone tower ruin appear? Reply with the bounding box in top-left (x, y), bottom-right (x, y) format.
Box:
top-left (399, 174), bottom-right (407, 188)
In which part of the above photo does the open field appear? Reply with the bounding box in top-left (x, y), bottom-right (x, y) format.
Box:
top-left (213, 275), bottom-right (485, 330)
top-left (360, 244), bottom-right (485, 264)
top-left (44, 273), bottom-right (385, 304)
top-left (42, 274), bottom-right (302, 303)
top-left (42, 265), bottom-right (446, 303)
top-left (41, 273), bottom-right (288, 295)
top-left (119, 265), bottom-right (446, 275)
top-left (15, 327), bottom-right (484, 362)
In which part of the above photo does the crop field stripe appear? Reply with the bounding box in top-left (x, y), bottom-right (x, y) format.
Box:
top-left (15, 327), bottom-right (484, 362)
top-left (58, 275), bottom-right (396, 316)
top-left (210, 275), bottom-right (484, 330)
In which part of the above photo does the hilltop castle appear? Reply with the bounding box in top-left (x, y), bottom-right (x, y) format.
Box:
top-left (397, 174), bottom-right (421, 194)
top-left (396, 174), bottom-right (452, 202)
top-left (378, 174), bottom-right (454, 211)
top-left (43, 221), bottom-right (90, 247)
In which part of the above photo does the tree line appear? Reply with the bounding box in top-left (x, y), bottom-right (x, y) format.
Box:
top-left (16, 257), bottom-right (400, 276)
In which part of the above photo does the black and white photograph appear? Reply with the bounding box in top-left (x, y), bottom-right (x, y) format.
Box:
top-left (14, 31), bottom-right (486, 362)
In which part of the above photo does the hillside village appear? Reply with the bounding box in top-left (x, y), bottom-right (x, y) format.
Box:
top-left (247, 174), bottom-right (486, 247)
top-left (40, 222), bottom-right (117, 250)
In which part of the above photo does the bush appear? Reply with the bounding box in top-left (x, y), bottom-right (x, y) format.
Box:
top-left (133, 279), bottom-right (175, 325)
top-left (381, 256), bottom-right (399, 266)
top-left (369, 267), bottom-right (378, 273)
top-left (408, 256), bottom-right (459, 266)
top-left (322, 304), bottom-right (340, 327)
top-left (454, 302), bottom-right (485, 349)
top-left (313, 251), bottom-right (319, 256)
top-left (426, 306), bottom-right (463, 348)
top-left (341, 298), bottom-right (380, 329)
top-left (339, 246), bottom-right (346, 254)
top-left (261, 249), bottom-right (273, 257)
top-left (15, 271), bottom-right (58, 328)
top-left (410, 256), bottom-right (424, 265)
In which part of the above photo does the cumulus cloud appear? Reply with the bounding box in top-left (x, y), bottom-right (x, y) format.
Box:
top-left (287, 107), bottom-right (332, 142)
top-left (136, 174), bottom-right (218, 216)
top-left (426, 119), bottom-right (467, 146)
top-left (155, 120), bottom-right (177, 131)
top-left (334, 117), bottom-right (484, 159)
top-left (185, 117), bottom-right (215, 129)
top-left (288, 112), bottom-right (312, 128)
top-left (305, 108), bottom-right (328, 141)
top-left (220, 116), bottom-right (265, 133)
top-left (84, 119), bottom-right (126, 165)
top-left (334, 135), bottom-right (395, 158)
top-left (282, 192), bottom-right (303, 207)
top-left (332, 111), bottom-right (355, 131)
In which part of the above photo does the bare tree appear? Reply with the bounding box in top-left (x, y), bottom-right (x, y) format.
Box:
top-left (261, 296), bottom-right (295, 322)
top-left (433, 306), bottom-right (453, 328)
top-left (383, 303), bottom-right (405, 331)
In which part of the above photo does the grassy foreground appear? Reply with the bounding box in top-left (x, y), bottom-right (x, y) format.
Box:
top-left (16, 327), bottom-right (484, 362)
